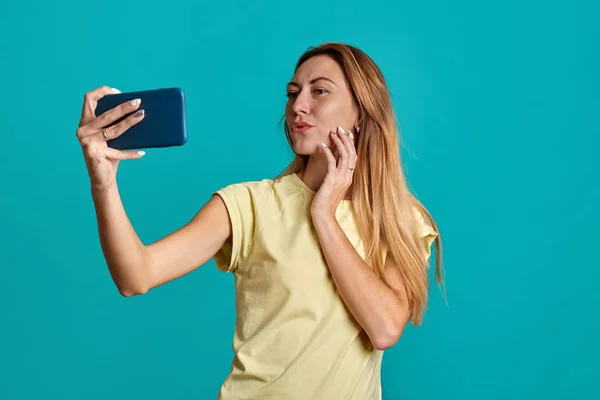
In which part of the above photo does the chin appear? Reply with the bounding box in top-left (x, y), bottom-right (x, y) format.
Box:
top-left (292, 141), bottom-right (320, 156)
top-left (291, 132), bottom-right (329, 156)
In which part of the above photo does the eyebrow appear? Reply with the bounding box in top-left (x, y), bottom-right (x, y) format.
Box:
top-left (287, 76), bottom-right (338, 88)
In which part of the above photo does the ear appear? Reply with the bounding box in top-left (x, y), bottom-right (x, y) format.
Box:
top-left (353, 118), bottom-right (361, 133)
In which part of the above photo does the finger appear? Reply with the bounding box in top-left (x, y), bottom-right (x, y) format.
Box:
top-left (336, 127), bottom-right (357, 179)
top-left (77, 107), bottom-right (144, 144)
top-left (331, 128), bottom-right (349, 171)
top-left (88, 98), bottom-right (142, 131)
top-left (338, 127), bottom-right (355, 154)
top-left (98, 108), bottom-right (145, 141)
top-left (328, 132), bottom-right (340, 162)
top-left (105, 147), bottom-right (146, 160)
top-left (80, 86), bottom-right (121, 126)
top-left (344, 129), bottom-right (358, 169)
top-left (320, 143), bottom-right (337, 172)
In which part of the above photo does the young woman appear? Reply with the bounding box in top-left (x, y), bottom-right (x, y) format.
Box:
top-left (76, 42), bottom-right (444, 400)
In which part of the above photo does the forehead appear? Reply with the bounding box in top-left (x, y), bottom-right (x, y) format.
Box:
top-left (292, 55), bottom-right (346, 83)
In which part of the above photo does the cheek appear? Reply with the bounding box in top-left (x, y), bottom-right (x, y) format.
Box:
top-left (313, 101), bottom-right (344, 137)
top-left (285, 104), bottom-right (293, 125)
top-left (314, 100), bottom-right (341, 121)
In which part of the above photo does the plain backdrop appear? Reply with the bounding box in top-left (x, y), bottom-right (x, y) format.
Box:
top-left (0, 0), bottom-right (598, 399)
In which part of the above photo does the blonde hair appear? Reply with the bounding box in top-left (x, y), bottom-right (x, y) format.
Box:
top-left (277, 42), bottom-right (445, 326)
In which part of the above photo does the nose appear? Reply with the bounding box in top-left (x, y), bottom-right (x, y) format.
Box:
top-left (291, 90), bottom-right (310, 115)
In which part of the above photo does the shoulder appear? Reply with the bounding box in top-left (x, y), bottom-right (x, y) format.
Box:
top-left (214, 174), bottom-right (302, 211)
top-left (411, 205), bottom-right (437, 239)
top-left (216, 174), bottom-right (300, 201)
top-left (217, 177), bottom-right (274, 193)
top-left (411, 204), bottom-right (439, 260)
top-left (211, 174), bottom-right (304, 273)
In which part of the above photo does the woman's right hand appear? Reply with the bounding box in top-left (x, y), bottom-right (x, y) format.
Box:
top-left (76, 86), bottom-right (146, 191)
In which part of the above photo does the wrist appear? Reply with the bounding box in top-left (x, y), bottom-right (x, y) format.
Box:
top-left (311, 211), bottom-right (337, 229)
top-left (91, 182), bottom-right (119, 197)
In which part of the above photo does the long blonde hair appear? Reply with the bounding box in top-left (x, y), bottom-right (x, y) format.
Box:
top-left (277, 42), bottom-right (445, 326)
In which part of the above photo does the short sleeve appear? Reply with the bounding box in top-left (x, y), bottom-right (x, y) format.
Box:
top-left (413, 206), bottom-right (438, 261)
top-left (213, 183), bottom-right (256, 273)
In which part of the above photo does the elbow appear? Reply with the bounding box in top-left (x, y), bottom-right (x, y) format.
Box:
top-left (373, 307), bottom-right (411, 350)
top-left (118, 285), bottom-right (148, 297)
top-left (116, 276), bottom-right (150, 298)
top-left (113, 259), bottom-right (151, 298)
top-left (373, 335), bottom-right (399, 351)
top-left (372, 324), bottom-right (405, 351)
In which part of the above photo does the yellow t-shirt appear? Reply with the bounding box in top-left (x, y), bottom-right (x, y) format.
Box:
top-left (213, 173), bottom-right (437, 400)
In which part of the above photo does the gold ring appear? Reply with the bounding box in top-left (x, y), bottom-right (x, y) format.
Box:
top-left (102, 129), bottom-right (108, 140)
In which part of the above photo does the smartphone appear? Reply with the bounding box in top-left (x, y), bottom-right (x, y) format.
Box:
top-left (95, 87), bottom-right (188, 150)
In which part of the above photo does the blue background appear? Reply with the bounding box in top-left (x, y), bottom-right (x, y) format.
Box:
top-left (1, 0), bottom-right (598, 399)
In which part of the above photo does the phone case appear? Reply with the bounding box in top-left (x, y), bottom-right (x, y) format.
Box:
top-left (95, 87), bottom-right (188, 150)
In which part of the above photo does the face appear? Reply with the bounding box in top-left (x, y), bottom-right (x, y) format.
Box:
top-left (285, 55), bottom-right (359, 155)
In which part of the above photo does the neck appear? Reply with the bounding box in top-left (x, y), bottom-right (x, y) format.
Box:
top-left (297, 153), bottom-right (352, 200)
top-left (298, 153), bottom-right (328, 192)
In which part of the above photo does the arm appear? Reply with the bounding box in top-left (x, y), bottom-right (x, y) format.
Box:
top-left (309, 127), bottom-right (409, 350)
top-left (78, 86), bottom-right (231, 297)
top-left (312, 215), bottom-right (409, 350)
top-left (92, 185), bottom-right (231, 297)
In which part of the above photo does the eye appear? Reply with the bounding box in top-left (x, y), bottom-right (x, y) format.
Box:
top-left (286, 88), bottom-right (328, 99)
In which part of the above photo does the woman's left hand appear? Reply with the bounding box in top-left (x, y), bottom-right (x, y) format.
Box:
top-left (311, 126), bottom-right (357, 219)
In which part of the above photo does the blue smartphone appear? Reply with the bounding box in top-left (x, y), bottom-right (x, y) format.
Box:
top-left (95, 87), bottom-right (188, 150)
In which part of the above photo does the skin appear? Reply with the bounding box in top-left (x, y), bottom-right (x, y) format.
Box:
top-left (285, 55), bottom-right (410, 349)
top-left (285, 54), bottom-right (360, 206)
top-left (76, 55), bottom-right (409, 350)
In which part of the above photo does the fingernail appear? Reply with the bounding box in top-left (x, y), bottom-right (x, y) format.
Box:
top-left (321, 143), bottom-right (327, 147)
top-left (137, 151), bottom-right (146, 156)
top-left (330, 131), bottom-right (337, 137)
top-left (337, 126), bottom-right (345, 134)
top-left (112, 88), bottom-right (121, 94)
top-left (133, 109), bottom-right (145, 118)
top-left (349, 131), bottom-right (354, 139)
top-left (130, 98), bottom-right (141, 106)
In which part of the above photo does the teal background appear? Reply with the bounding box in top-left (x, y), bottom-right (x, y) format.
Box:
top-left (1, 0), bottom-right (598, 398)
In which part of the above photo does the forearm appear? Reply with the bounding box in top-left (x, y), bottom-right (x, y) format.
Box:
top-left (91, 185), bottom-right (148, 296)
top-left (312, 215), bottom-right (404, 349)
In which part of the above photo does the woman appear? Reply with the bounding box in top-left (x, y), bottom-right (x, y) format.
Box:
top-left (76, 42), bottom-right (444, 400)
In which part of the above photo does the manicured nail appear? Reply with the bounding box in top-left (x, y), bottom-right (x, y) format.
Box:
top-left (137, 151), bottom-right (146, 156)
top-left (349, 131), bottom-right (354, 139)
top-left (330, 131), bottom-right (337, 137)
top-left (130, 99), bottom-right (141, 106)
top-left (321, 143), bottom-right (327, 147)
top-left (133, 109), bottom-right (145, 118)
top-left (356, 126), bottom-right (360, 133)
top-left (337, 126), bottom-right (345, 134)
top-left (112, 88), bottom-right (121, 93)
